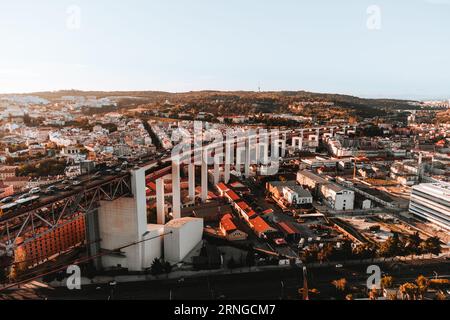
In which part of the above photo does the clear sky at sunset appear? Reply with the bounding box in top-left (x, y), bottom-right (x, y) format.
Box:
top-left (0, 0), bottom-right (449, 99)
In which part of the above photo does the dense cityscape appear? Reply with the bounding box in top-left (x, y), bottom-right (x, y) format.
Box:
top-left (0, 92), bottom-right (448, 301)
top-left (0, 2), bottom-right (449, 316)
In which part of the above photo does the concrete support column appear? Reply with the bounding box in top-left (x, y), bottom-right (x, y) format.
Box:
top-left (280, 139), bottom-right (286, 158)
top-left (156, 178), bottom-right (165, 224)
top-left (201, 150), bottom-right (208, 202)
top-left (171, 160), bottom-right (181, 219)
top-left (224, 140), bottom-right (232, 184)
top-left (213, 160), bottom-right (220, 185)
top-left (188, 163), bottom-right (195, 201)
top-left (244, 133), bottom-right (251, 178)
top-left (85, 208), bottom-right (102, 270)
top-left (262, 142), bottom-right (269, 164)
top-left (236, 147), bottom-right (243, 175)
top-left (260, 130), bottom-right (269, 165)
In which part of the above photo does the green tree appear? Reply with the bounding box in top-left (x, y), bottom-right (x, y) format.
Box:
top-left (150, 258), bottom-right (164, 276)
top-left (318, 244), bottom-right (334, 263)
top-left (415, 275), bottom-right (429, 299)
top-left (381, 276), bottom-right (394, 289)
top-left (353, 244), bottom-right (376, 260)
top-left (332, 278), bottom-right (347, 293)
top-left (399, 282), bottom-right (419, 300)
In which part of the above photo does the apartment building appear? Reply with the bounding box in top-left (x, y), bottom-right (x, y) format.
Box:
top-left (409, 182), bottom-right (450, 231)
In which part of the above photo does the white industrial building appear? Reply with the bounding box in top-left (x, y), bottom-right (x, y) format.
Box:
top-left (283, 185), bottom-right (313, 205)
top-left (164, 217), bottom-right (204, 263)
top-left (297, 170), bottom-right (354, 211)
top-left (98, 196), bottom-right (162, 271)
top-left (98, 168), bottom-right (203, 271)
top-left (320, 183), bottom-right (355, 211)
top-left (409, 182), bottom-right (450, 231)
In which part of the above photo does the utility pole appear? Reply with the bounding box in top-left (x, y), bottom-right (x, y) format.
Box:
top-left (302, 266), bottom-right (309, 301)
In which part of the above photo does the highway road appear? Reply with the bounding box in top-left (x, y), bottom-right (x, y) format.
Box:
top-left (3, 259), bottom-right (448, 300)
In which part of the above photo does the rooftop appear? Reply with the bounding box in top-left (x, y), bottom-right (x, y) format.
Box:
top-left (284, 185), bottom-right (312, 198)
top-left (413, 182), bottom-right (450, 203)
top-left (225, 190), bottom-right (240, 201)
top-left (297, 170), bottom-right (328, 184)
top-left (165, 217), bottom-right (202, 229)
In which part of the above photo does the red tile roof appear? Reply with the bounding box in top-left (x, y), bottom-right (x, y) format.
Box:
top-left (278, 222), bottom-right (299, 235)
top-left (220, 218), bottom-right (237, 233)
top-left (251, 216), bottom-right (273, 234)
top-left (235, 201), bottom-right (250, 211)
top-left (262, 208), bottom-right (274, 215)
top-left (225, 190), bottom-right (240, 201)
top-left (147, 182), bottom-right (157, 191)
top-left (221, 213), bottom-right (234, 220)
top-left (216, 183), bottom-right (229, 192)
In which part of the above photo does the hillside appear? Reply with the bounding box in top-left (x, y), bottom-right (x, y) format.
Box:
top-left (2, 90), bottom-right (419, 118)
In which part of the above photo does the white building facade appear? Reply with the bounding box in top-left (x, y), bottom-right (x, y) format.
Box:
top-left (409, 182), bottom-right (450, 231)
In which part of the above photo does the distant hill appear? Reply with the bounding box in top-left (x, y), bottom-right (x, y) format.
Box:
top-left (1, 89), bottom-right (419, 117)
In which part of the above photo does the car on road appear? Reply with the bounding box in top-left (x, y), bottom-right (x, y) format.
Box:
top-left (0, 197), bottom-right (14, 204)
top-left (29, 187), bottom-right (41, 194)
top-left (335, 264), bottom-right (344, 268)
top-left (44, 186), bottom-right (56, 195)
top-left (18, 193), bottom-right (29, 200)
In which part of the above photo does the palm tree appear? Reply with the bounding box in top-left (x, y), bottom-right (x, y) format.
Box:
top-left (150, 258), bottom-right (164, 276)
top-left (406, 232), bottom-right (422, 256)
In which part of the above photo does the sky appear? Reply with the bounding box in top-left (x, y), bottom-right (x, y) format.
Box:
top-left (0, 0), bottom-right (449, 99)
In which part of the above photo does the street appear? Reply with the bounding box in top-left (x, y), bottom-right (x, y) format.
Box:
top-left (3, 258), bottom-right (448, 300)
